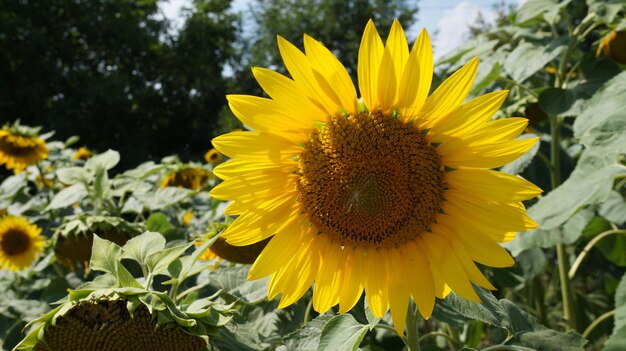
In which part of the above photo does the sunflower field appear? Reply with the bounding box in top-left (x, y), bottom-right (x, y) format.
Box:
top-left (1, 0), bottom-right (625, 350)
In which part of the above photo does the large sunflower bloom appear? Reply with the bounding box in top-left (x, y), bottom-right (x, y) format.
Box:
top-left (210, 20), bottom-right (541, 333)
top-left (0, 128), bottom-right (48, 173)
top-left (0, 216), bottom-right (45, 272)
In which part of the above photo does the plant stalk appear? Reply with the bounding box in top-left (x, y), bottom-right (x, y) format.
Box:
top-left (405, 301), bottom-right (421, 351)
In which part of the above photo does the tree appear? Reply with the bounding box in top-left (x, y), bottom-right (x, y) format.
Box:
top-left (0, 0), bottom-right (238, 169)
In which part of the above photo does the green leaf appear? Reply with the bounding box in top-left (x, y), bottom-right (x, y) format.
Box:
top-left (122, 231), bottom-right (166, 267)
top-left (115, 261), bottom-right (142, 289)
top-left (145, 242), bottom-right (193, 276)
top-left (90, 235), bottom-right (123, 275)
top-left (526, 149), bottom-right (626, 231)
top-left (587, 0), bottom-right (623, 23)
top-left (92, 169), bottom-right (110, 200)
top-left (56, 167), bottom-right (92, 185)
top-left (516, 0), bottom-right (572, 23)
top-left (506, 329), bottom-right (588, 350)
top-left (599, 191), bottom-right (626, 226)
top-left (574, 71), bottom-right (626, 153)
top-left (505, 207), bottom-right (594, 256)
top-left (281, 315), bottom-right (334, 351)
top-left (201, 265), bottom-right (269, 304)
top-left (318, 314), bottom-right (369, 351)
top-left (145, 212), bottom-right (175, 235)
top-left (47, 183), bottom-right (88, 210)
top-left (85, 149), bottom-right (120, 172)
top-left (134, 187), bottom-right (192, 211)
top-left (503, 40), bottom-right (565, 82)
top-left (538, 88), bottom-right (577, 116)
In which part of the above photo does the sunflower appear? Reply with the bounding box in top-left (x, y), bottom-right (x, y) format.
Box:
top-left (0, 122), bottom-right (48, 173)
top-left (204, 148), bottom-right (222, 164)
top-left (161, 167), bottom-right (213, 190)
top-left (0, 216), bottom-right (45, 271)
top-left (210, 20), bottom-right (541, 333)
top-left (596, 30), bottom-right (626, 64)
top-left (72, 146), bottom-right (93, 161)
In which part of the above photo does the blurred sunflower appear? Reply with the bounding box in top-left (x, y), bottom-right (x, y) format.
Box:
top-left (210, 20), bottom-right (541, 332)
top-left (0, 121), bottom-right (48, 173)
top-left (596, 30), bottom-right (626, 64)
top-left (0, 216), bottom-right (45, 271)
top-left (72, 146), bottom-right (94, 161)
top-left (204, 148), bottom-right (223, 164)
top-left (161, 167), bottom-right (212, 190)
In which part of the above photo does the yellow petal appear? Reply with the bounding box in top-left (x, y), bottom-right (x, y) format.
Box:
top-left (386, 19), bottom-right (409, 90)
top-left (252, 67), bottom-right (328, 121)
top-left (444, 191), bottom-right (539, 232)
top-left (437, 217), bottom-right (514, 267)
top-left (212, 159), bottom-right (297, 180)
top-left (377, 46), bottom-right (397, 114)
top-left (338, 247), bottom-right (365, 313)
top-left (312, 236), bottom-right (343, 313)
top-left (437, 118), bottom-right (529, 152)
top-left (441, 205), bottom-right (518, 243)
top-left (387, 249), bottom-right (410, 334)
top-left (422, 233), bottom-right (480, 301)
top-left (277, 36), bottom-right (339, 115)
top-left (248, 217), bottom-right (310, 279)
top-left (400, 29), bottom-right (433, 119)
top-left (364, 249), bottom-right (389, 317)
top-left (212, 131), bottom-right (302, 163)
top-left (428, 90), bottom-right (508, 140)
top-left (358, 19), bottom-right (384, 111)
top-left (303, 35), bottom-right (357, 115)
top-left (442, 137), bottom-right (539, 169)
top-left (401, 240), bottom-right (435, 319)
top-left (416, 57), bottom-right (478, 129)
top-left (446, 169), bottom-right (542, 202)
top-left (221, 198), bottom-right (300, 246)
top-left (210, 170), bottom-right (297, 201)
top-left (278, 237), bottom-right (318, 308)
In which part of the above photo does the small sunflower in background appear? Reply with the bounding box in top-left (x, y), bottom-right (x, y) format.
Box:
top-left (0, 120), bottom-right (48, 173)
top-left (161, 166), bottom-right (213, 190)
top-left (596, 30), bottom-right (626, 64)
top-left (0, 215), bottom-right (45, 272)
top-left (210, 19), bottom-right (541, 332)
top-left (72, 146), bottom-right (93, 161)
top-left (204, 148), bottom-right (222, 164)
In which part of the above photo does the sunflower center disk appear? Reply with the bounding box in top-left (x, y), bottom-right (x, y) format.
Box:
top-left (1, 229), bottom-right (31, 255)
top-left (298, 111), bottom-right (446, 249)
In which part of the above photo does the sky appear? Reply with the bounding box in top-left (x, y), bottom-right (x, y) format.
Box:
top-left (161, 0), bottom-right (523, 59)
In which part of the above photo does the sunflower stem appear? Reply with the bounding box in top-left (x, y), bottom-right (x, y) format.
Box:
top-left (569, 229), bottom-right (626, 279)
top-left (582, 310), bottom-right (615, 339)
top-left (405, 300), bottom-right (421, 351)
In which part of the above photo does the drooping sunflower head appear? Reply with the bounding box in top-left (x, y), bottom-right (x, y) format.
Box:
top-left (161, 167), bottom-right (213, 190)
top-left (210, 19), bottom-right (541, 333)
top-left (596, 30), bottom-right (626, 64)
top-left (72, 146), bottom-right (94, 161)
top-left (54, 216), bottom-right (139, 269)
top-left (0, 215), bottom-right (45, 272)
top-left (0, 121), bottom-right (48, 173)
top-left (204, 148), bottom-right (222, 164)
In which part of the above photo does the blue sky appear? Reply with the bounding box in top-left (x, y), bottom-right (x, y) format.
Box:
top-left (161, 0), bottom-right (523, 59)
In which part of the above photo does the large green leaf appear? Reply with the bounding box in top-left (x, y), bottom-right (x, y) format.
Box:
top-left (134, 187), bottom-right (192, 211)
top-left (145, 242), bottom-right (193, 276)
top-left (56, 167), bottom-right (92, 185)
top-left (90, 235), bottom-right (123, 275)
top-left (122, 231), bottom-right (166, 267)
top-left (525, 149), bottom-right (626, 231)
top-left (574, 71), bottom-right (626, 153)
top-left (279, 315), bottom-right (334, 351)
top-left (538, 88), bottom-right (577, 116)
top-left (318, 314), bottom-right (369, 351)
top-left (84, 149), bottom-right (120, 172)
top-left (516, 0), bottom-right (572, 23)
top-left (46, 183), bottom-right (88, 210)
top-left (593, 273), bottom-right (626, 350)
top-left (503, 40), bottom-right (565, 82)
top-left (200, 265), bottom-right (269, 304)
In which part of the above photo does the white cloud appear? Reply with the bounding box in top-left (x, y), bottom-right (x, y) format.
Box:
top-left (433, 1), bottom-right (496, 59)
